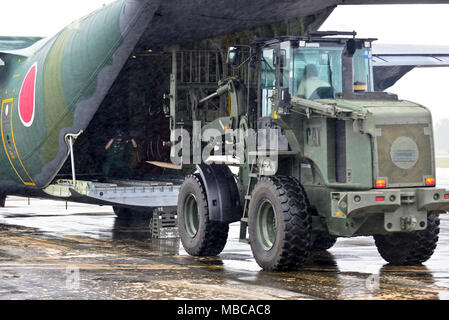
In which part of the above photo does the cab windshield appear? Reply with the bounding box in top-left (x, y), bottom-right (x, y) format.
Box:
top-left (290, 46), bottom-right (374, 99)
top-left (260, 44), bottom-right (374, 117)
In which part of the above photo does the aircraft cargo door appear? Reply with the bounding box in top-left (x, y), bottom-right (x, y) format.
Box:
top-left (0, 99), bottom-right (35, 185)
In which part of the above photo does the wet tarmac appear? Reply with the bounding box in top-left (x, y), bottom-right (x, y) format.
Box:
top-left (1, 169), bottom-right (449, 300)
top-left (0, 195), bottom-right (448, 300)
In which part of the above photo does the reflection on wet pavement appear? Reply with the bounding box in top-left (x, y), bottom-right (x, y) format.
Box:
top-left (0, 196), bottom-right (448, 299)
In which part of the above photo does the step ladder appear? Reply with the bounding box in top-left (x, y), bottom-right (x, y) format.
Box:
top-left (151, 207), bottom-right (179, 239)
top-left (239, 160), bottom-right (259, 243)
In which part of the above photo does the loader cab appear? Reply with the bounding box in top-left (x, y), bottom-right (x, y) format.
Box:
top-left (258, 33), bottom-right (375, 117)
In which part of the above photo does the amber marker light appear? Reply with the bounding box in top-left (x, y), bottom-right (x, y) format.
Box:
top-left (425, 177), bottom-right (435, 186)
top-left (375, 179), bottom-right (386, 188)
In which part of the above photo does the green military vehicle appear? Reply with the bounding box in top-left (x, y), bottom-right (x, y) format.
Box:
top-left (174, 31), bottom-right (448, 271)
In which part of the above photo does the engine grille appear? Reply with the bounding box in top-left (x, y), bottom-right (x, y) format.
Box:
top-left (375, 124), bottom-right (433, 187)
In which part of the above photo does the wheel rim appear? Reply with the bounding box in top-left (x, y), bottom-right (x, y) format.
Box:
top-left (256, 199), bottom-right (277, 251)
top-left (184, 194), bottom-right (199, 238)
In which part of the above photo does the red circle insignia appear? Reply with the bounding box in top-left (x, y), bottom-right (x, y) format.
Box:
top-left (19, 63), bottom-right (37, 127)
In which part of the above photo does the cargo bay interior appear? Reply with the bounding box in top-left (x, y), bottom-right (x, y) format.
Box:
top-left (55, 16), bottom-right (328, 183)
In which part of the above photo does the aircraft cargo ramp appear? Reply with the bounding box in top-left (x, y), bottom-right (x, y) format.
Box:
top-left (43, 179), bottom-right (181, 208)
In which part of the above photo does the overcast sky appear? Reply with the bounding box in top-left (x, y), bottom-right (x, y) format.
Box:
top-left (320, 4), bottom-right (449, 124)
top-left (1, 1), bottom-right (449, 123)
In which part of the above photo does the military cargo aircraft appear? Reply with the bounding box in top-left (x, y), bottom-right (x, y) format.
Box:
top-left (0, 0), bottom-right (445, 203)
top-left (1, 0), bottom-right (449, 270)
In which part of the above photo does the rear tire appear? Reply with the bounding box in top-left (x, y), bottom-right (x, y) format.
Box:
top-left (248, 176), bottom-right (312, 271)
top-left (177, 174), bottom-right (229, 256)
top-left (373, 213), bottom-right (440, 265)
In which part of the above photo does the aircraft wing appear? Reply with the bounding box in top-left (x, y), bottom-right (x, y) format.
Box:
top-left (135, 0), bottom-right (447, 50)
top-left (372, 44), bottom-right (449, 91)
top-left (0, 36), bottom-right (43, 51)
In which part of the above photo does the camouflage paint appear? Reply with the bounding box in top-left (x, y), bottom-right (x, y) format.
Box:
top-left (0, 0), bottom-right (444, 194)
top-left (0, 0), bottom-right (159, 189)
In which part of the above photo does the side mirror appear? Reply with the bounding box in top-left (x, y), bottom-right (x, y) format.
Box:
top-left (227, 47), bottom-right (241, 67)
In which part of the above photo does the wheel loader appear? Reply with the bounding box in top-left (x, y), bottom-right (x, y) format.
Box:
top-left (173, 31), bottom-right (447, 270)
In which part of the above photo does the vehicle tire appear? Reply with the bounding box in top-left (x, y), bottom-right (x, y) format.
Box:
top-left (0, 194), bottom-right (6, 208)
top-left (311, 232), bottom-right (337, 251)
top-left (177, 174), bottom-right (229, 256)
top-left (248, 176), bottom-right (312, 271)
top-left (113, 206), bottom-right (129, 219)
top-left (113, 206), bottom-right (154, 220)
top-left (112, 214), bottom-right (154, 240)
top-left (373, 213), bottom-right (440, 265)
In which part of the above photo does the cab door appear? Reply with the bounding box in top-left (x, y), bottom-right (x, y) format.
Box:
top-left (259, 42), bottom-right (291, 118)
top-left (260, 47), bottom-right (277, 118)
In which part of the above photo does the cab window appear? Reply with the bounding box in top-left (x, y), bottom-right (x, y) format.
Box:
top-left (291, 47), bottom-right (343, 99)
top-left (353, 48), bottom-right (374, 92)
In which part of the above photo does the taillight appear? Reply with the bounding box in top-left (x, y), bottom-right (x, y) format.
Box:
top-left (375, 196), bottom-right (385, 201)
top-left (375, 179), bottom-right (386, 188)
top-left (425, 177), bottom-right (435, 186)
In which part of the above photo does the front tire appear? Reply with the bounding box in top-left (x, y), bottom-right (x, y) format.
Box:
top-left (311, 232), bottom-right (337, 252)
top-left (177, 174), bottom-right (229, 256)
top-left (248, 176), bottom-right (312, 271)
top-left (0, 195), bottom-right (6, 208)
top-left (373, 213), bottom-right (440, 265)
